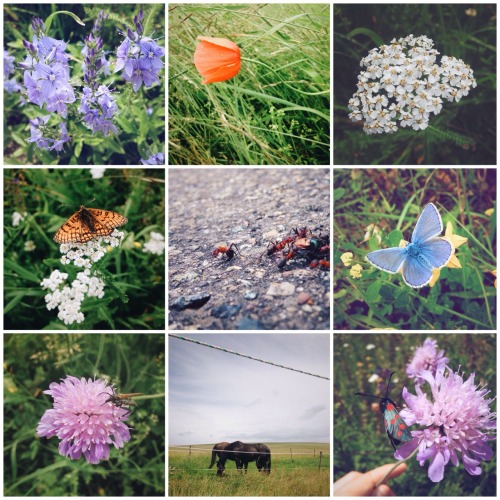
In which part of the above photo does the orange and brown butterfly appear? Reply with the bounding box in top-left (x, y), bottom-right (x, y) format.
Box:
top-left (53, 206), bottom-right (128, 244)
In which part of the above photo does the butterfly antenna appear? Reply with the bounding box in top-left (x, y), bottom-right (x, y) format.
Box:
top-left (354, 392), bottom-right (383, 400)
top-left (386, 371), bottom-right (396, 398)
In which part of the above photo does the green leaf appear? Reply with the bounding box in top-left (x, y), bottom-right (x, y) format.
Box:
top-left (4, 259), bottom-right (40, 283)
top-left (44, 11), bottom-right (85, 35)
top-left (346, 28), bottom-right (385, 48)
top-left (366, 281), bottom-right (382, 302)
top-left (334, 187), bottom-right (346, 201)
top-left (387, 230), bottom-right (404, 247)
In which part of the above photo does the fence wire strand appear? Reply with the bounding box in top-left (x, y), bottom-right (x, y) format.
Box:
top-left (169, 334), bottom-right (330, 381)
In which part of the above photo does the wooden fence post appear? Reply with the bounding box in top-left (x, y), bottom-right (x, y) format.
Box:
top-left (189, 445), bottom-right (192, 458)
top-left (318, 451), bottom-right (323, 471)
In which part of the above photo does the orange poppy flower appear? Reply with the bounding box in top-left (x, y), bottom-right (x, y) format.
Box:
top-left (193, 36), bottom-right (241, 84)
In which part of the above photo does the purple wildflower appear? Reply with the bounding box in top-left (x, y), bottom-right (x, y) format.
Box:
top-left (34, 62), bottom-right (66, 99)
top-left (139, 40), bottom-right (164, 70)
top-left (28, 115), bottom-right (71, 153)
top-left (24, 72), bottom-right (45, 107)
top-left (395, 366), bottom-right (496, 483)
top-left (141, 152), bottom-right (164, 165)
top-left (406, 337), bottom-right (449, 385)
top-left (37, 376), bottom-right (132, 464)
top-left (4, 48), bottom-right (22, 94)
top-left (78, 12), bottom-right (119, 136)
top-left (4, 48), bottom-right (15, 78)
top-left (114, 12), bottom-right (164, 92)
top-left (127, 59), bottom-right (159, 92)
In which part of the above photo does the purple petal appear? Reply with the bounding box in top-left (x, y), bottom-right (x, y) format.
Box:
top-left (428, 450), bottom-right (445, 482)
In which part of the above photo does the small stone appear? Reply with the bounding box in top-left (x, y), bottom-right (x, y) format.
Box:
top-left (244, 291), bottom-right (258, 300)
top-left (170, 293), bottom-right (211, 311)
top-left (297, 292), bottom-right (313, 305)
top-left (237, 317), bottom-right (265, 330)
top-left (266, 282), bottom-right (295, 296)
top-left (211, 304), bottom-right (242, 319)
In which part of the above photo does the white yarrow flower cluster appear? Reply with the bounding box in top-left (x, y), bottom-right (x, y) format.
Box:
top-left (40, 230), bottom-right (124, 325)
top-left (12, 211), bottom-right (28, 227)
top-left (348, 34), bottom-right (477, 135)
top-left (143, 231), bottom-right (165, 255)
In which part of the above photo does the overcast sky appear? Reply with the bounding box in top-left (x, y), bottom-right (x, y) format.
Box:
top-left (169, 334), bottom-right (330, 445)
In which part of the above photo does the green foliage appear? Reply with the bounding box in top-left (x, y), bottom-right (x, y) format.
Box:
top-left (334, 4), bottom-right (496, 164)
top-left (334, 333), bottom-right (496, 496)
top-left (4, 333), bottom-right (165, 496)
top-left (169, 3), bottom-right (330, 165)
top-left (169, 444), bottom-right (330, 496)
top-left (3, 168), bottom-right (165, 330)
top-left (3, 3), bottom-right (165, 165)
top-left (334, 168), bottom-right (496, 330)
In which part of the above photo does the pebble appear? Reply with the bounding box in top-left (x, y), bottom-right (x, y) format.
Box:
top-left (266, 282), bottom-right (295, 296)
top-left (237, 317), bottom-right (265, 329)
top-left (211, 304), bottom-right (242, 319)
top-left (297, 292), bottom-right (313, 305)
top-left (170, 293), bottom-right (211, 311)
top-left (244, 291), bottom-right (258, 300)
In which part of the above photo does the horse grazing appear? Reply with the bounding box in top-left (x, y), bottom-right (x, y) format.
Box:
top-left (208, 442), bottom-right (230, 471)
top-left (216, 440), bottom-right (271, 476)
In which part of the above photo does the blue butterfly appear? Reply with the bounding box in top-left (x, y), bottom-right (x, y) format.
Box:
top-left (366, 203), bottom-right (453, 288)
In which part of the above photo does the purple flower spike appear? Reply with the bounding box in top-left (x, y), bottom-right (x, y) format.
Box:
top-left (37, 376), bottom-right (132, 464)
top-left (406, 337), bottom-right (449, 384)
top-left (396, 366), bottom-right (496, 483)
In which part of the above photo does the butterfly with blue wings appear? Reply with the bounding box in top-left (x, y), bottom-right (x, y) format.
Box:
top-left (366, 203), bottom-right (453, 288)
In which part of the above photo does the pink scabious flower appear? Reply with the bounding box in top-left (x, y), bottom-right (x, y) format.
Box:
top-left (406, 337), bottom-right (449, 384)
top-left (36, 376), bottom-right (131, 464)
top-left (395, 366), bottom-right (496, 483)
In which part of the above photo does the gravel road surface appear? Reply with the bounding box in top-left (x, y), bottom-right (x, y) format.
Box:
top-left (168, 168), bottom-right (331, 330)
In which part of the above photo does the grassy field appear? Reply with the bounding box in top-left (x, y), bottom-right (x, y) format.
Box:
top-left (168, 4), bottom-right (330, 165)
top-left (169, 442), bottom-right (330, 496)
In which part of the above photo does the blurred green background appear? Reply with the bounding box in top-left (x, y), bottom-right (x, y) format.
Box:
top-left (4, 333), bottom-right (165, 496)
top-left (334, 333), bottom-right (496, 496)
top-left (333, 168), bottom-right (496, 330)
top-left (169, 3), bottom-right (330, 165)
top-left (334, 4), bottom-right (496, 164)
top-left (4, 168), bottom-right (165, 330)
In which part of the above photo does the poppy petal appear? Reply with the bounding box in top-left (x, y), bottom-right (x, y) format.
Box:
top-left (194, 36), bottom-right (241, 84)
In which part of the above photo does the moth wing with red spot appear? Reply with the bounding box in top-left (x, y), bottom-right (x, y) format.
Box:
top-left (382, 399), bottom-right (412, 450)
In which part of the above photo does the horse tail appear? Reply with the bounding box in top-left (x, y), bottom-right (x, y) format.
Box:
top-left (209, 448), bottom-right (217, 468)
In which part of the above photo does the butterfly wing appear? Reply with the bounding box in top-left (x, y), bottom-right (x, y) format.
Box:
top-left (401, 252), bottom-right (434, 288)
top-left (366, 247), bottom-right (407, 274)
top-left (411, 203), bottom-right (443, 243)
top-left (418, 238), bottom-right (453, 269)
top-left (84, 208), bottom-right (128, 230)
top-left (54, 207), bottom-right (127, 244)
top-left (382, 400), bottom-right (412, 449)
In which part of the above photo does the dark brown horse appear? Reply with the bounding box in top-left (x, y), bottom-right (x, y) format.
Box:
top-left (216, 440), bottom-right (271, 476)
top-left (208, 442), bottom-right (230, 470)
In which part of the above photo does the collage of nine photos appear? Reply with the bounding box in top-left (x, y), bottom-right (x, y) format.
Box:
top-left (2, 1), bottom-right (497, 498)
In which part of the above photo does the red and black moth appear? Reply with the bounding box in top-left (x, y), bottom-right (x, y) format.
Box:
top-left (355, 371), bottom-right (413, 450)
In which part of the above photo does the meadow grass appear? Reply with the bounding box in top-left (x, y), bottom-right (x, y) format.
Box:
top-left (169, 443), bottom-right (330, 496)
top-left (168, 4), bottom-right (330, 165)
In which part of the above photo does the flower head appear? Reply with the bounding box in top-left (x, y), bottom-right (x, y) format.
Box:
top-left (37, 376), bottom-right (132, 464)
top-left (348, 35), bottom-right (477, 134)
top-left (406, 337), bottom-right (449, 384)
top-left (194, 36), bottom-right (241, 84)
top-left (396, 367), bottom-right (496, 482)
top-left (143, 231), bottom-right (165, 255)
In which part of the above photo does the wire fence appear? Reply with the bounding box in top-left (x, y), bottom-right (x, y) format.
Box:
top-left (168, 445), bottom-right (330, 473)
top-left (169, 334), bottom-right (330, 381)
top-left (169, 445), bottom-right (328, 456)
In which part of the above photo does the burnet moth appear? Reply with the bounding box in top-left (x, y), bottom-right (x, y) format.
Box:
top-left (355, 371), bottom-right (412, 450)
